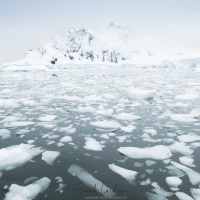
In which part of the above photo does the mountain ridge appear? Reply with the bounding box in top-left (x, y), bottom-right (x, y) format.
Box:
top-left (1, 23), bottom-right (200, 69)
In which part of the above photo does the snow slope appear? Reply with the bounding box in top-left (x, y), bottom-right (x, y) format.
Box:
top-left (1, 23), bottom-right (200, 70)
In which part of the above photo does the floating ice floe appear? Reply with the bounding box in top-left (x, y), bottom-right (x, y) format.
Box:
top-left (59, 125), bottom-right (76, 134)
top-left (1, 116), bottom-right (19, 122)
top-left (190, 188), bottom-right (200, 200)
top-left (175, 192), bottom-right (194, 200)
top-left (0, 99), bottom-right (20, 108)
top-left (120, 124), bottom-right (136, 133)
top-left (165, 176), bottom-right (182, 187)
top-left (146, 192), bottom-right (168, 200)
top-left (169, 142), bottom-right (194, 156)
top-left (127, 88), bottom-right (156, 100)
top-left (151, 182), bottom-right (173, 197)
top-left (41, 151), bottom-right (60, 165)
top-left (75, 106), bottom-right (96, 113)
top-left (96, 106), bottom-right (113, 117)
top-left (90, 120), bottom-right (121, 129)
top-left (8, 121), bottom-right (35, 127)
top-left (169, 109), bottom-right (200, 123)
top-left (115, 113), bottom-right (141, 121)
top-left (178, 134), bottom-right (200, 143)
top-left (140, 178), bottom-right (151, 186)
top-left (143, 128), bottom-right (157, 136)
top-left (0, 129), bottom-right (11, 139)
top-left (5, 177), bottom-right (51, 200)
top-left (117, 145), bottom-right (172, 160)
top-left (83, 137), bottom-right (104, 151)
top-left (0, 144), bottom-right (43, 171)
top-left (108, 163), bottom-right (138, 184)
top-left (179, 156), bottom-right (195, 167)
top-left (38, 115), bottom-right (57, 121)
top-left (171, 161), bottom-right (200, 185)
top-left (60, 136), bottom-right (72, 143)
top-left (15, 129), bottom-right (30, 136)
top-left (175, 93), bottom-right (199, 101)
top-left (68, 164), bottom-right (115, 198)
top-left (166, 166), bottom-right (185, 177)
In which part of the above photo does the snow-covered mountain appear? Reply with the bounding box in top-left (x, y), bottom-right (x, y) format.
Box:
top-left (1, 23), bottom-right (162, 68)
top-left (1, 23), bottom-right (200, 70)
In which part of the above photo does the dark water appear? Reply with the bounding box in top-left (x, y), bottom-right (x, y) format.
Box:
top-left (0, 66), bottom-right (200, 200)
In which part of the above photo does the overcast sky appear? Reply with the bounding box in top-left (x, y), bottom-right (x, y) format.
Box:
top-left (0, 0), bottom-right (200, 63)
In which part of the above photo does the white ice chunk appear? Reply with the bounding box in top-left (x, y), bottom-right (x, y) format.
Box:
top-left (5, 177), bottom-right (51, 200)
top-left (118, 145), bottom-right (172, 160)
top-left (41, 151), bottom-right (60, 165)
top-left (179, 156), bottom-right (195, 167)
top-left (175, 93), bottom-right (199, 101)
top-left (38, 115), bottom-right (57, 122)
top-left (60, 136), bottom-right (72, 143)
top-left (90, 120), bottom-right (121, 129)
top-left (170, 142), bottom-right (193, 156)
top-left (59, 125), bottom-right (76, 134)
top-left (128, 88), bottom-right (156, 100)
top-left (171, 161), bottom-right (200, 185)
top-left (68, 164), bottom-right (115, 198)
top-left (1, 116), bottom-right (19, 122)
top-left (191, 188), bottom-right (200, 200)
top-left (83, 137), bottom-right (104, 151)
top-left (178, 134), bottom-right (200, 143)
top-left (75, 106), bottom-right (96, 113)
top-left (115, 113), bottom-right (141, 121)
top-left (96, 106), bottom-right (113, 117)
top-left (169, 110), bottom-right (200, 123)
top-left (0, 129), bottom-right (11, 139)
top-left (120, 124), bottom-right (136, 133)
top-left (151, 182), bottom-right (173, 197)
top-left (165, 176), bottom-right (182, 187)
top-left (175, 192), bottom-right (194, 200)
top-left (146, 192), bottom-right (168, 200)
top-left (9, 121), bottom-right (35, 127)
top-left (0, 144), bottom-right (43, 171)
top-left (108, 163), bottom-right (138, 184)
top-left (16, 129), bottom-right (30, 135)
top-left (143, 128), bottom-right (157, 136)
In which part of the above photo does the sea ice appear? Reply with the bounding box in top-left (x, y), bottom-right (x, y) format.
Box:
top-left (68, 164), bottom-right (115, 198)
top-left (83, 137), bottom-right (104, 151)
top-left (190, 188), bottom-right (200, 200)
top-left (178, 134), bottom-right (200, 143)
top-left (117, 145), bottom-right (172, 160)
top-left (8, 121), bottom-right (35, 127)
top-left (165, 176), bottom-right (182, 187)
top-left (175, 93), bottom-right (199, 101)
top-left (127, 88), bottom-right (156, 100)
top-left (146, 192), bottom-right (168, 200)
top-left (143, 128), bottom-right (157, 136)
top-left (38, 115), bottom-right (57, 121)
top-left (171, 161), bottom-right (200, 185)
top-left (41, 151), bottom-right (60, 165)
top-left (175, 192), bottom-right (194, 200)
top-left (151, 182), bottom-right (173, 197)
top-left (5, 177), bottom-right (51, 200)
top-left (0, 144), bottom-right (43, 171)
top-left (179, 156), bottom-right (195, 167)
top-left (120, 124), bottom-right (136, 133)
top-left (115, 113), bottom-right (141, 121)
top-left (108, 163), bottom-right (138, 183)
top-left (169, 142), bottom-right (193, 156)
top-left (90, 120), bottom-right (121, 129)
top-left (0, 129), bottom-right (11, 139)
top-left (60, 136), bottom-right (72, 143)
